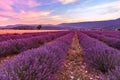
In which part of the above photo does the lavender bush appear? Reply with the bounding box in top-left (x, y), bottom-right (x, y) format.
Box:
top-left (83, 31), bottom-right (120, 50)
top-left (78, 32), bottom-right (120, 73)
top-left (0, 32), bottom-right (74, 80)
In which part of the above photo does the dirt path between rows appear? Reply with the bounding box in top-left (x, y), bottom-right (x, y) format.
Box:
top-left (57, 32), bottom-right (100, 80)
top-left (0, 55), bottom-right (16, 66)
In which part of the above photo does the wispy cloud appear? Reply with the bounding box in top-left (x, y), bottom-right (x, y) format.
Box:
top-left (0, 10), bottom-right (61, 25)
top-left (0, 16), bottom-right (9, 21)
top-left (57, 0), bottom-right (78, 4)
top-left (63, 0), bottom-right (120, 22)
top-left (27, 0), bottom-right (40, 7)
top-left (14, 10), bottom-right (51, 22)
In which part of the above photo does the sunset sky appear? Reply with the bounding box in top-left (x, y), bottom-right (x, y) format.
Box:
top-left (0, 0), bottom-right (120, 26)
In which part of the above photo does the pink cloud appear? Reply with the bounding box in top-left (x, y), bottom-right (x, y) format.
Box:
top-left (0, 16), bottom-right (9, 21)
top-left (27, 0), bottom-right (40, 7)
top-left (0, 0), bottom-right (14, 11)
top-left (0, 0), bottom-right (40, 12)
top-left (0, 9), bottom-right (75, 26)
top-left (0, 10), bottom-right (62, 26)
top-left (13, 10), bottom-right (51, 21)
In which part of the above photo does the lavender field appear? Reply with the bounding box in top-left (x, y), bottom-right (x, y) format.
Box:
top-left (0, 30), bottom-right (119, 80)
top-left (1, 0), bottom-right (120, 79)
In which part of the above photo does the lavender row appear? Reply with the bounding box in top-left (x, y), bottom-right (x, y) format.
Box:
top-left (95, 30), bottom-right (120, 39)
top-left (77, 32), bottom-right (120, 73)
top-left (82, 30), bottom-right (120, 39)
top-left (0, 32), bottom-right (74, 80)
top-left (0, 31), bottom-right (69, 57)
top-left (82, 31), bottom-right (120, 50)
top-left (0, 32), bottom-right (49, 42)
top-left (0, 31), bottom-right (68, 42)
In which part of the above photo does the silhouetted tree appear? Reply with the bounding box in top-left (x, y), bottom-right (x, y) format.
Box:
top-left (118, 28), bottom-right (120, 31)
top-left (37, 25), bottom-right (42, 30)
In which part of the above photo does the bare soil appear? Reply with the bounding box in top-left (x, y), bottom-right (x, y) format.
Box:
top-left (0, 55), bottom-right (16, 66)
top-left (57, 32), bottom-right (100, 80)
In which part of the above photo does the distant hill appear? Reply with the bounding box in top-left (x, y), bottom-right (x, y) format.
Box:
top-left (0, 24), bottom-right (42, 30)
top-left (58, 18), bottom-right (120, 30)
top-left (0, 24), bottom-right (64, 30)
top-left (0, 18), bottom-right (120, 30)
